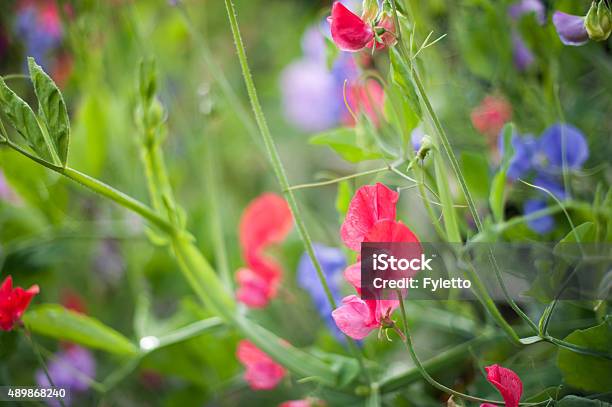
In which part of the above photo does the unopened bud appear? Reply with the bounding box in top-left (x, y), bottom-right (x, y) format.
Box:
top-left (585, 1), bottom-right (612, 41)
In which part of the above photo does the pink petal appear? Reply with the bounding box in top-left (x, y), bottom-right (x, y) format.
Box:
top-left (236, 268), bottom-right (273, 308)
top-left (343, 262), bottom-right (361, 292)
top-left (329, 2), bottom-right (374, 52)
top-left (340, 183), bottom-right (399, 251)
top-left (331, 295), bottom-right (377, 339)
top-left (236, 340), bottom-right (286, 390)
top-left (240, 193), bottom-right (292, 258)
top-left (363, 219), bottom-right (420, 244)
top-left (484, 364), bottom-right (523, 407)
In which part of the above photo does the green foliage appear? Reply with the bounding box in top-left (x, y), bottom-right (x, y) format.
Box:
top-left (28, 57), bottom-right (71, 166)
top-left (23, 304), bottom-right (139, 355)
top-left (460, 152), bottom-right (489, 201)
top-left (557, 318), bottom-right (612, 392)
top-left (310, 128), bottom-right (383, 163)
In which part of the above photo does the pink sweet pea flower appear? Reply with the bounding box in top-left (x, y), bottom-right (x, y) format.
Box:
top-left (481, 364), bottom-right (523, 407)
top-left (340, 183), bottom-right (399, 251)
top-left (236, 194), bottom-right (292, 308)
top-left (328, 2), bottom-right (374, 52)
top-left (470, 95), bottom-right (512, 140)
top-left (331, 295), bottom-right (380, 339)
top-left (343, 79), bottom-right (385, 128)
top-left (236, 340), bottom-right (286, 390)
top-left (279, 399), bottom-right (324, 407)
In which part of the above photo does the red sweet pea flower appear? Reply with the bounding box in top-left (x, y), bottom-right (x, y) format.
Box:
top-left (236, 193), bottom-right (292, 308)
top-left (328, 2), bottom-right (374, 52)
top-left (481, 364), bottom-right (523, 407)
top-left (236, 340), bottom-right (286, 390)
top-left (343, 79), bottom-right (385, 128)
top-left (470, 95), bottom-right (512, 139)
top-left (340, 183), bottom-right (399, 251)
top-left (0, 275), bottom-right (39, 331)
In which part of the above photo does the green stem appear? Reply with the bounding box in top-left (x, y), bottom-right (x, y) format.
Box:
top-left (24, 331), bottom-right (67, 407)
top-left (389, 0), bottom-right (537, 335)
top-left (287, 166), bottom-right (389, 191)
top-left (223, 0), bottom-right (371, 382)
top-left (4, 138), bottom-right (174, 234)
top-left (395, 293), bottom-right (542, 405)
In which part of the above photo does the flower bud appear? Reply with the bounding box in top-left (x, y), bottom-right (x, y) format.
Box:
top-left (417, 135), bottom-right (433, 160)
top-left (361, 0), bottom-right (379, 22)
top-left (585, 1), bottom-right (612, 41)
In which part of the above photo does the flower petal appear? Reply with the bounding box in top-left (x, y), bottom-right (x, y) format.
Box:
top-left (484, 364), bottom-right (523, 407)
top-left (539, 123), bottom-right (589, 170)
top-left (329, 2), bottom-right (374, 52)
top-left (340, 183), bottom-right (399, 251)
top-left (331, 295), bottom-right (377, 339)
top-left (239, 193), bottom-right (292, 258)
top-left (552, 11), bottom-right (589, 46)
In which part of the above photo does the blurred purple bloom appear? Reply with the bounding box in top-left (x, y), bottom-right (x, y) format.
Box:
top-left (36, 346), bottom-right (95, 406)
top-left (524, 199), bottom-right (555, 233)
top-left (411, 126), bottom-right (424, 152)
top-left (509, 0), bottom-right (545, 24)
top-left (281, 60), bottom-right (340, 132)
top-left (281, 26), bottom-right (358, 132)
top-left (297, 244), bottom-right (346, 341)
top-left (14, 4), bottom-right (63, 71)
top-left (533, 174), bottom-right (567, 200)
top-left (552, 11), bottom-right (589, 46)
top-left (93, 239), bottom-right (125, 284)
top-left (498, 131), bottom-right (537, 180)
top-left (538, 123), bottom-right (589, 171)
top-left (512, 31), bottom-right (535, 71)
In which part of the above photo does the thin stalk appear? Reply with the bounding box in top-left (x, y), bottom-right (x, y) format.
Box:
top-left (223, 0), bottom-right (371, 382)
top-left (3, 138), bottom-right (174, 234)
top-left (24, 331), bottom-right (67, 407)
top-left (204, 140), bottom-right (233, 289)
top-left (287, 166), bottom-right (389, 191)
top-left (395, 293), bottom-right (542, 406)
top-left (389, 0), bottom-right (537, 335)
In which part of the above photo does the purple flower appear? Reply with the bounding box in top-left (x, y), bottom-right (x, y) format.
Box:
top-left (36, 346), bottom-right (95, 406)
top-left (281, 26), bottom-right (358, 132)
top-left (533, 174), bottom-right (566, 200)
top-left (524, 199), bottom-right (555, 233)
top-left (411, 126), bottom-right (425, 152)
top-left (297, 244), bottom-right (346, 341)
top-left (509, 0), bottom-right (545, 24)
top-left (538, 123), bottom-right (589, 171)
top-left (281, 59), bottom-right (340, 132)
top-left (14, 4), bottom-right (63, 71)
top-left (552, 11), bottom-right (589, 46)
top-left (512, 31), bottom-right (535, 71)
top-left (498, 131), bottom-right (537, 180)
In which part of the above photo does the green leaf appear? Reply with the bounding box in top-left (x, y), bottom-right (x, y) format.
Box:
top-left (557, 318), bottom-right (612, 392)
top-left (489, 123), bottom-right (514, 222)
top-left (0, 76), bottom-right (52, 163)
top-left (389, 48), bottom-right (421, 118)
top-left (553, 222), bottom-right (596, 260)
top-left (433, 148), bottom-right (461, 243)
top-left (23, 304), bottom-right (139, 355)
top-left (557, 395), bottom-right (612, 406)
top-left (460, 152), bottom-right (489, 200)
top-left (310, 128), bottom-right (383, 163)
top-left (28, 57), bottom-right (70, 166)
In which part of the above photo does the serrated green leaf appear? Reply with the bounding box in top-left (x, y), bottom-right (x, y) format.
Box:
top-left (557, 318), bottom-right (612, 392)
top-left (23, 304), bottom-right (139, 355)
top-left (28, 57), bottom-right (70, 166)
top-left (0, 76), bottom-right (52, 163)
top-left (310, 127), bottom-right (382, 163)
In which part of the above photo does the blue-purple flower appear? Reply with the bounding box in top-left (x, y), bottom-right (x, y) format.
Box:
top-left (280, 26), bottom-right (357, 132)
top-left (0, 170), bottom-right (22, 206)
top-left (552, 11), bottom-right (589, 46)
top-left (498, 131), bottom-right (537, 180)
top-left (509, 0), bottom-right (545, 24)
top-left (36, 346), bottom-right (96, 406)
top-left (537, 124), bottom-right (589, 172)
top-left (524, 199), bottom-right (555, 234)
top-left (512, 30), bottom-right (535, 71)
top-left (297, 244), bottom-right (346, 341)
top-left (14, 1), bottom-right (63, 71)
